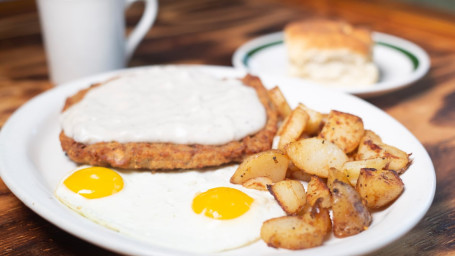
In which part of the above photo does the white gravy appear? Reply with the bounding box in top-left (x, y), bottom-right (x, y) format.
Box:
top-left (60, 66), bottom-right (267, 145)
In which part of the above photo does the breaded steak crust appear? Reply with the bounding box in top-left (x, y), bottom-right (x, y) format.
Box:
top-left (60, 74), bottom-right (278, 170)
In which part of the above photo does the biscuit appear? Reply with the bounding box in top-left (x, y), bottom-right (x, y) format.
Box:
top-left (284, 19), bottom-right (378, 86)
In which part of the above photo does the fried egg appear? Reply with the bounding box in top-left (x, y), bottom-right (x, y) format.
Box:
top-left (55, 166), bottom-right (284, 253)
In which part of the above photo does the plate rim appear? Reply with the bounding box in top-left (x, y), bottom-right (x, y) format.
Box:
top-left (232, 31), bottom-right (430, 97)
top-left (0, 64), bottom-right (436, 255)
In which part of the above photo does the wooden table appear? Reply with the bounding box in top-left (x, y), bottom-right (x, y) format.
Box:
top-left (1, 0), bottom-right (454, 255)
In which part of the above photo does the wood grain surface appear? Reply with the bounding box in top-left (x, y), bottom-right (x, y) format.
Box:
top-left (1, 0), bottom-right (454, 255)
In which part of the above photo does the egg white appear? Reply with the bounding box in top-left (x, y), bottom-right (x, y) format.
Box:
top-left (55, 165), bottom-right (285, 253)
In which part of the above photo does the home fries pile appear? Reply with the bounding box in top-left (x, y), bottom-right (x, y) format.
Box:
top-left (234, 86), bottom-right (410, 249)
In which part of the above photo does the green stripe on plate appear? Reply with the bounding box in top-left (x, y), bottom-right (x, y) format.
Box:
top-left (243, 40), bottom-right (420, 70)
top-left (375, 42), bottom-right (419, 70)
top-left (243, 40), bottom-right (283, 66)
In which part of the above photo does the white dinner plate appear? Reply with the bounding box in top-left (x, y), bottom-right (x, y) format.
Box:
top-left (0, 65), bottom-right (435, 255)
top-left (232, 32), bottom-right (430, 97)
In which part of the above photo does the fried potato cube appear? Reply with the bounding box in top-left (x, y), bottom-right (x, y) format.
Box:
top-left (268, 180), bottom-right (306, 215)
top-left (230, 150), bottom-right (289, 184)
top-left (306, 176), bottom-right (331, 209)
top-left (356, 131), bottom-right (381, 159)
top-left (286, 139), bottom-right (348, 178)
top-left (380, 144), bottom-right (411, 173)
top-left (362, 129), bottom-right (382, 143)
top-left (298, 104), bottom-right (324, 135)
top-left (318, 110), bottom-right (364, 153)
top-left (331, 180), bottom-right (372, 238)
top-left (305, 199), bottom-right (332, 233)
top-left (356, 168), bottom-right (404, 208)
top-left (268, 86), bottom-right (292, 120)
top-left (242, 177), bottom-right (273, 191)
top-left (286, 138), bottom-right (348, 178)
top-left (356, 130), bottom-right (411, 173)
top-left (327, 167), bottom-right (350, 190)
top-left (261, 216), bottom-right (321, 250)
top-left (277, 105), bottom-right (309, 149)
top-left (342, 157), bottom-right (389, 186)
top-left (260, 204), bottom-right (330, 250)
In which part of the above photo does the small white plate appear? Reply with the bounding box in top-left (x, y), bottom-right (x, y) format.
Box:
top-left (0, 65), bottom-right (435, 255)
top-left (232, 32), bottom-right (430, 97)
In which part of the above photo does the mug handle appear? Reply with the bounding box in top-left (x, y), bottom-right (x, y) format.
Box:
top-left (124, 0), bottom-right (158, 61)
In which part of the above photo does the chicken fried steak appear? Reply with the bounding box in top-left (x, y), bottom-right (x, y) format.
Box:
top-left (60, 74), bottom-right (278, 170)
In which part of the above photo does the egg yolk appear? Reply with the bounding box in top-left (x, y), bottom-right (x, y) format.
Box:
top-left (192, 187), bottom-right (253, 220)
top-left (63, 167), bottom-right (124, 199)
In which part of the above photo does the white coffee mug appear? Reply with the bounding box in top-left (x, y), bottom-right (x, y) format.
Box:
top-left (37, 0), bottom-right (158, 85)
